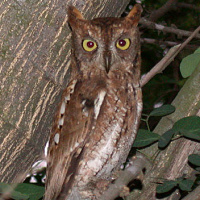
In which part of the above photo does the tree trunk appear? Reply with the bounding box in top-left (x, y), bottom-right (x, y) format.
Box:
top-left (129, 64), bottom-right (200, 199)
top-left (0, 0), bottom-right (130, 183)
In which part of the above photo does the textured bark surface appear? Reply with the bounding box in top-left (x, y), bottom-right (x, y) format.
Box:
top-left (0, 0), bottom-right (130, 183)
top-left (129, 64), bottom-right (200, 199)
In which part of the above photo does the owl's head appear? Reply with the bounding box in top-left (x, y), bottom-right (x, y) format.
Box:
top-left (68, 5), bottom-right (142, 74)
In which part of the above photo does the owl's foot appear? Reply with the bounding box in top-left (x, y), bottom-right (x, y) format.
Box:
top-left (119, 185), bottom-right (130, 197)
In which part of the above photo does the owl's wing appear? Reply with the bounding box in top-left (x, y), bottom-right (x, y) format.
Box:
top-left (44, 79), bottom-right (106, 199)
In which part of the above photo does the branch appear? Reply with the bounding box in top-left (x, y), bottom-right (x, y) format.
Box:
top-left (166, 189), bottom-right (181, 200)
top-left (141, 38), bottom-right (180, 46)
top-left (100, 154), bottom-right (147, 200)
top-left (147, 1), bottom-right (200, 22)
top-left (141, 25), bottom-right (200, 87)
top-left (149, 0), bottom-right (178, 22)
top-left (141, 38), bottom-right (198, 50)
top-left (140, 18), bottom-right (200, 39)
top-left (176, 3), bottom-right (200, 12)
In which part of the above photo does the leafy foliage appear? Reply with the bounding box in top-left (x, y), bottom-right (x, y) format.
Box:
top-left (15, 183), bottom-right (44, 200)
top-left (158, 129), bottom-right (174, 149)
top-left (180, 47), bottom-right (200, 78)
top-left (156, 180), bottom-right (178, 194)
top-left (134, 114), bottom-right (200, 149)
top-left (188, 154), bottom-right (200, 168)
top-left (134, 104), bottom-right (176, 149)
top-left (173, 116), bottom-right (200, 141)
top-left (0, 183), bottom-right (44, 200)
top-left (133, 129), bottom-right (160, 147)
top-left (149, 105), bottom-right (175, 117)
top-left (134, 105), bottom-right (200, 198)
top-left (156, 177), bottom-right (194, 194)
top-left (0, 183), bottom-right (29, 200)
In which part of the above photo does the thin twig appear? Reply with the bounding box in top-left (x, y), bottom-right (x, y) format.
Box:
top-left (140, 18), bottom-right (200, 39)
top-left (141, 38), bottom-right (180, 46)
top-left (149, 0), bottom-right (178, 22)
top-left (141, 26), bottom-right (200, 87)
top-left (177, 2), bottom-right (200, 11)
top-left (141, 38), bottom-right (198, 50)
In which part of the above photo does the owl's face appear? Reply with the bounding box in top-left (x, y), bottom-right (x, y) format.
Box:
top-left (68, 7), bottom-right (141, 74)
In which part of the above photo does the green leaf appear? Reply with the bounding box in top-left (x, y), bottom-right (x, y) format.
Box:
top-left (156, 180), bottom-right (177, 193)
top-left (194, 47), bottom-right (200, 54)
top-left (178, 179), bottom-right (194, 191)
top-left (183, 132), bottom-right (200, 141)
top-left (15, 183), bottom-right (45, 200)
top-left (149, 105), bottom-right (175, 117)
top-left (0, 182), bottom-right (12, 192)
top-left (0, 183), bottom-right (29, 200)
top-left (188, 154), bottom-right (200, 166)
top-left (180, 53), bottom-right (200, 78)
top-left (158, 129), bottom-right (174, 149)
top-left (173, 116), bottom-right (200, 141)
top-left (133, 129), bottom-right (160, 147)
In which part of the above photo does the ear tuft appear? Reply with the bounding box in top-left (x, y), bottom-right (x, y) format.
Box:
top-left (68, 6), bottom-right (85, 26)
top-left (126, 4), bottom-right (143, 26)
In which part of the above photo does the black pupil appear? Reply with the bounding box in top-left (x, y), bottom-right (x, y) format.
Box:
top-left (87, 41), bottom-right (94, 48)
top-left (119, 39), bottom-right (126, 47)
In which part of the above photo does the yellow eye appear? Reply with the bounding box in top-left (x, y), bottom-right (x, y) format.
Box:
top-left (116, 38), bottom-right (131, 50)
top-left (82, 39), bottom-right (97, 52)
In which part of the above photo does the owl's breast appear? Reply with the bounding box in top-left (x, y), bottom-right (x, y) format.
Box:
top-left (77, 78), bottom-right (142, 183)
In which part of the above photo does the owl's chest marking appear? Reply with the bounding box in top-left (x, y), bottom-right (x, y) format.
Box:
top-left (94, 90), bottom-right (107, 119)
top-left (73, 78), bottom-right (138, 181)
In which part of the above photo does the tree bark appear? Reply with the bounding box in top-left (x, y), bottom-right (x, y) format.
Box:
top-left (0, 0), bottom-right (130, 183)
top-left (129, 63), bottom-right (200, 199)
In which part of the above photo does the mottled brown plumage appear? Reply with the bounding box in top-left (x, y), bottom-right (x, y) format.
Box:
top-left (45, 4), bottom-right (142, 200)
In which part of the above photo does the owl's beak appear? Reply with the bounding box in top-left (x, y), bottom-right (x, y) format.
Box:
top-left (104, 56), bottom-right (111, 73)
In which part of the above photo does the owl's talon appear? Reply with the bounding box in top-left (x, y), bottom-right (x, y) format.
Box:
top-left (119, 185), bottom-right (130, 197)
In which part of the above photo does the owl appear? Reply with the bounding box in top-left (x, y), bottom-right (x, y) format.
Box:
top-left (45, 4), bottom-right (142, 200)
